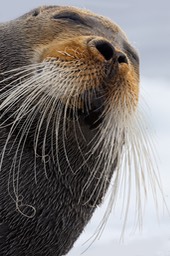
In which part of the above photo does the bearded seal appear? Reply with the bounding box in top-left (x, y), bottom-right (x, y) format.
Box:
top-left (0, 5), bottom-right (158, 256)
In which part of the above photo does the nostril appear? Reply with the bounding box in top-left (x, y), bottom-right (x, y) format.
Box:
top-left (117, 52), bottom-right (128, 64)
top-left (94, 41), bottom-right (115, 61)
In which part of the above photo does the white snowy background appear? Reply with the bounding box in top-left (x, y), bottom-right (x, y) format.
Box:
top-left (0, 0), bottom-right (170, 255)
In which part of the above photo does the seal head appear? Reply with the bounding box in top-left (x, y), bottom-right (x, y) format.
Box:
top-left (0, 6), bottom-right (139, 256)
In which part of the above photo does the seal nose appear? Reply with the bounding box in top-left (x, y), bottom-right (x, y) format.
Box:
top-left (116, 51), bottom-right (128, 64)
top-left (88, 38), bottom-right (128, 64)
top-left (94, 40), bottom-right (115, 61)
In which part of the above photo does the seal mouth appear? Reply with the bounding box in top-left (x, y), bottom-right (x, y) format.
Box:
top-left (68, 88), bottom-right (106, 130)
top-left (78, 95), bottom-right (105, 130)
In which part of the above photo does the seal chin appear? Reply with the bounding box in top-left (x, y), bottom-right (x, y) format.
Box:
top-left (78, 91), bottom-right (105, 130)
top-left (82, 108), bottom-right (104, 130)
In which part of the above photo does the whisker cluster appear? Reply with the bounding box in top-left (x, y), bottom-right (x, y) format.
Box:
top-left (0, 57), bottom-right (163, 236)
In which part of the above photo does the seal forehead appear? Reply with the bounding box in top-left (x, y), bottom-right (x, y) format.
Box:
top-left (21, 5), bottom-right (126, 42)
top-left (51, 6), bottom-right (125, 35)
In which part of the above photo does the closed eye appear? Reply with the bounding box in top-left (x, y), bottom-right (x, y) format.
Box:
top-left (53, 12), bottom-right (86, 25)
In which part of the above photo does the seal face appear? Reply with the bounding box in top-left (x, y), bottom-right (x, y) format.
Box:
top-left (0, 6), bottom-right (140, 256)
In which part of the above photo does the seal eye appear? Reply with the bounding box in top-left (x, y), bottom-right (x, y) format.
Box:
top-left (53, 12), bottom-right (85, 25)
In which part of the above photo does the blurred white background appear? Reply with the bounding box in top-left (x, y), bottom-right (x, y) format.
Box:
top-left (0, 1), bottom-right (170, 255)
